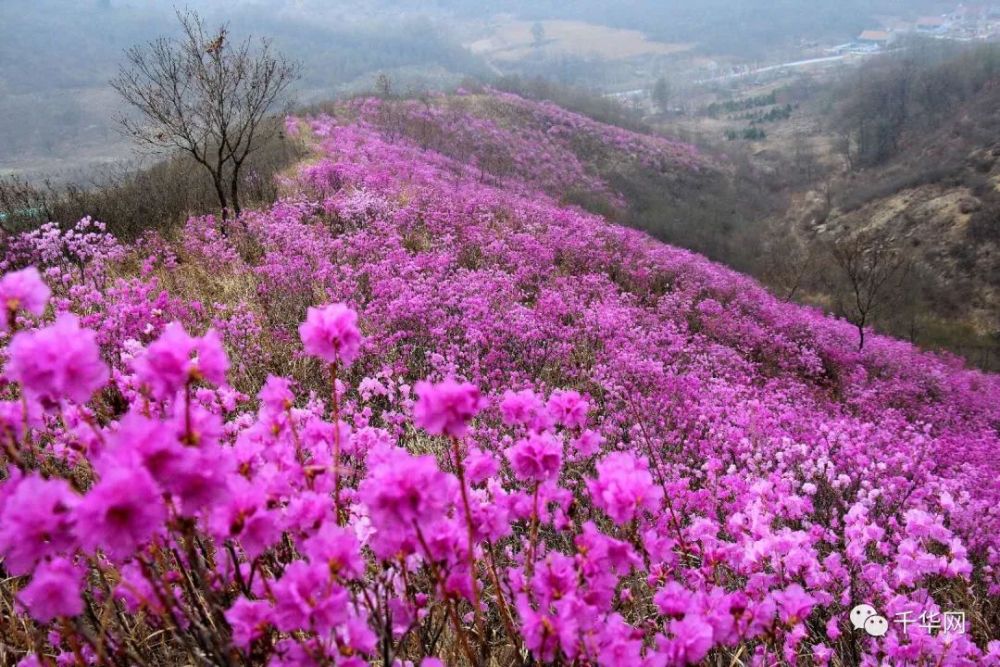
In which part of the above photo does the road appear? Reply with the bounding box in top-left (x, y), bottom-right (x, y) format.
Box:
top-left (603, 51), bottom-right (870, 100)
top-left (693, 54), bottom-right (854, 84)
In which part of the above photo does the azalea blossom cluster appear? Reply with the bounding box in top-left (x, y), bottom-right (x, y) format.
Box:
top-left (316, 90), bottom-right (703, 212)
top-left (0, 90), bottom-right (998, 667)
top-left (480, 90), bottom-right (703, 172)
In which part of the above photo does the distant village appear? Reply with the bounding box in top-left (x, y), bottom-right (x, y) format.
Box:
top-left (608, 2), bottom-right (1000, 101)
top-left (832, 3), bottom-right (1000, 54)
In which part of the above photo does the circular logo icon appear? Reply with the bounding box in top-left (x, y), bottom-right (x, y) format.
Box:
top-left (864, 614), bottom-right (889, 637)
top-left (850, 604), bottom-right (878, 630)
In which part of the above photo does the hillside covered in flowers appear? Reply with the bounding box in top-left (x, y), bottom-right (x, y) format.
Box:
top-left (0, 92), bottom-right (998, 666)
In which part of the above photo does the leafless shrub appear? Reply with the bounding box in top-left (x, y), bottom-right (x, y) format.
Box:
top-left (111, 10), bottom-right (299, 220)
top-left (829, 230), bottom-right (911, 351)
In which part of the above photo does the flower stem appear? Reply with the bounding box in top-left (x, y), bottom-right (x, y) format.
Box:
top-left (451, 436), bottom-right (484, 645)
top-left (527, 482), bottom-right (540, 579)
top-left (330, 362), bottom-right (342, 523)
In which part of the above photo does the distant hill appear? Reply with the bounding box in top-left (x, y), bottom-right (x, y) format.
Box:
top-left (338, 87), bottom-right (779, 266)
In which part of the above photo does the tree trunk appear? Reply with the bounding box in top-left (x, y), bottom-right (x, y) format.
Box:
top-left (230, 164), bottom-right (242, 220)
top-left (213, 174), bottom-right (229, 221)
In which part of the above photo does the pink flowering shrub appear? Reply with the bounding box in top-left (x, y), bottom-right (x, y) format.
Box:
top-left (0, 217), bottom-right (125, 286)
top-left (6, 313), bottom-right (108, 404)
top-left (0, 267), bottom-right (50, 331)
top-left (299, 303), bottom-right (363, 366)
top-left (182, 215), bottom-right (244, 271)
top-left (0, 91), bottom-right (998, 666)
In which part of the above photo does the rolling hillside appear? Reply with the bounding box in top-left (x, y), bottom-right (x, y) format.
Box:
top-left (0, 92), bottom-right (997, 665)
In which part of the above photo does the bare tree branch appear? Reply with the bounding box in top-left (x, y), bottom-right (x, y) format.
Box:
top-left (830, 229), bottom-right (911, 351)
top-left (111, 10), bottom-right (299, 221)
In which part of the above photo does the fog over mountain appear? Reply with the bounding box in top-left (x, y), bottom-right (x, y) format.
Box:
top-left (1, 0), bottom-right (953, 177)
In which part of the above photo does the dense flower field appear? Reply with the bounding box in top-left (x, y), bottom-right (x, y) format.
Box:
top-left (0, 92), bottom-right (998, 666)
top-left (310, 90), bottom-right (704, 212)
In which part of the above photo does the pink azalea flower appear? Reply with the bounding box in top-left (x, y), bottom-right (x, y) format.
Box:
top-left (5, 314), bottom-right (109, 404)
top-left (0, 399), bottom-right (43, 439)
top-left (499, 388), bottom-right (550, 429)
top-left (517, 594), bottom-right (576, 662)
top-left (259, 374), bottom-right (295, 413)
top-left (412, 378), bottom-right (485, 438)
top-left (272, 561), bottom-right (350, 633)
top-left (465, 447), bottom-right (500, 484)
top-left (298, 303), bottom-right (362, 366)
top-left (17, 557), bottom-right (84, 623)
top-left (575, 521), bottom-right (641, 575)
top-left (546, 389), bottom-right (589, 428)
top-left (0, 475), bottom-right (78, 575)
top-left (211, 476), bottom-right (280, 560)
top-left (773, 584), bottom-right (816, 625)
top-left (101, 409), bottom-right (228, 515)
top-left (226, 597), bottom-right (273, 649)
top-left (746, 595), bottom-right (777, 638)
top-left (341, 616), bottom-right (377, 655)
top-left (302, 523), bottom-right (365, 580)
top-left (358, 446), bottom-right (456, 558)
top-left (505, 431), bottom-right (563, 482)
top-left (73, 460), bottom-right (166, 561)
top-left (132, 322), bottom-right (229, 399)
top-left (159, 440), bottom-right (231, 515)
top-left (571, 429), bottom-right (604, 458)
top-left (586, 452), bottom-right (662, 524)
top-left (666, 614), bottom-right (715, 665)
top-left (114, 563), bottom-right (159, 614)
top-left (102, 409), bottom-right (179, 473)
top-left (813, 643), bottom-right (833, 666)
top-left (597, 614), bottom-right (645, 665)
top-left (826, 615), bottom-right (842, 640)
top-left (0, 267), bottom-right (50, 329)
top-left (654, 581), bottom-right (695, 618)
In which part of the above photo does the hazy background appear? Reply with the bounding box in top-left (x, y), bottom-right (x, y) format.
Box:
top-left (1, 0), bottom-right (953, 179)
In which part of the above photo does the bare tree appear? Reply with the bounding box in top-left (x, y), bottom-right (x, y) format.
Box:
top-left (829, 230), bottom-right (911, 351)
top-left (111, 10), bottom-right (299, 221)
top-left (374, 72), bottom-right (394, 100)
top-left (760, 229), bottom-right (816, 302)
top-left (835, 130), bottom-right (856, 173)
top-left (652, 76), bottom-right (672, 113)
top-left (820, 178), bottom-right (836, 214)
top-left (790, 131), bottom-right (819, 184)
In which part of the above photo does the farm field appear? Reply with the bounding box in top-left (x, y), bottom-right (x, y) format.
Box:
top-left (467, 19), bottom-right (694, 62)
